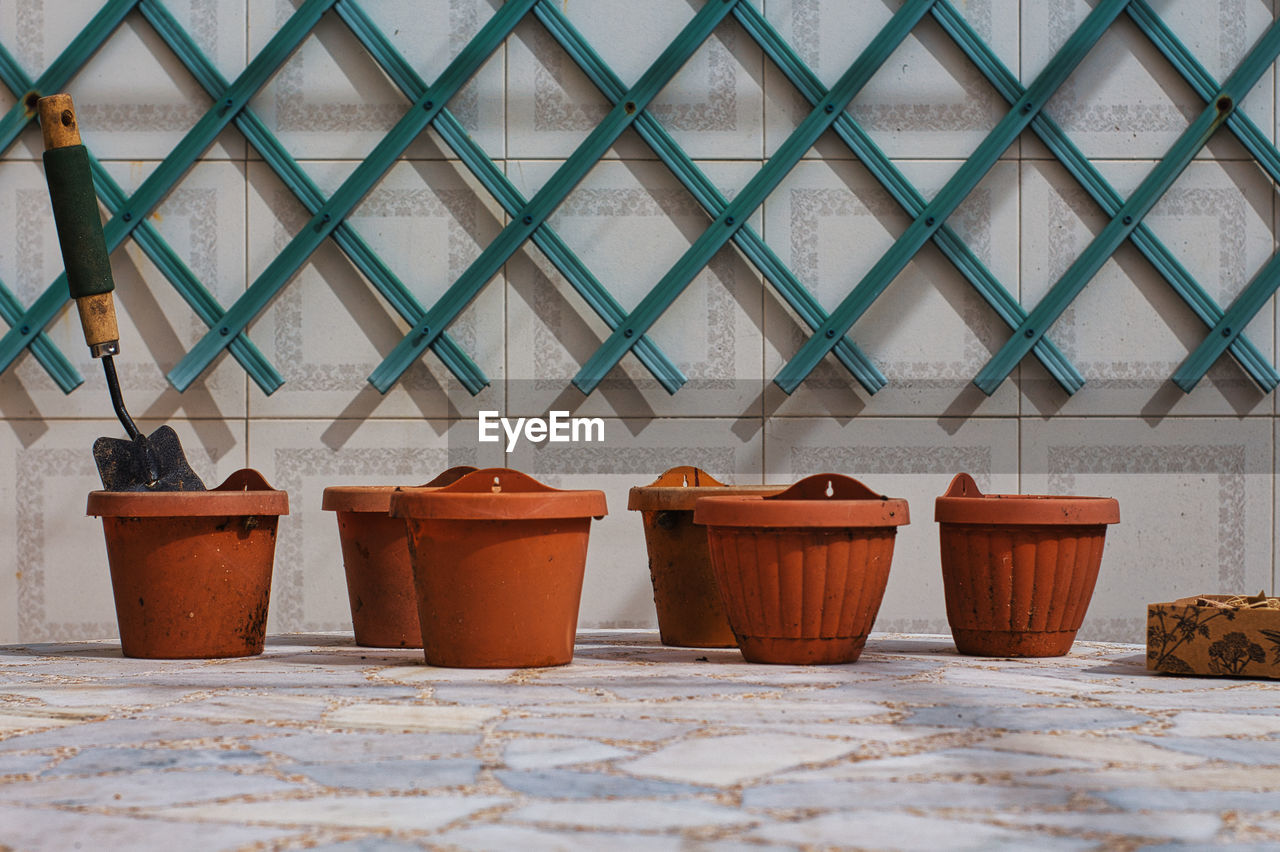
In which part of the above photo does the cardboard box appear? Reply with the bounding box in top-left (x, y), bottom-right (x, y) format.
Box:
top-left (1147, 595), bottom-right (1280, 679)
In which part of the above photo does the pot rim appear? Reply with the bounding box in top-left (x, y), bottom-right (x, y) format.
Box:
top-left (87, 468), bottom-right (289, 518)
top-left (321, 466), bottom-right (478, 513)
top-left (693, 473), bottom-right (909, 529)
top-left (628, 465), bottom-right (785, 512)
top-left (389, 467), bottom-right (606, 521)
top-left (933, 472), bottom-right (1119, 526)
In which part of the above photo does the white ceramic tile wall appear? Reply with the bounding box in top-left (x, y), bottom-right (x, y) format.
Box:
top-left (1019, 158), bottom-right (1276, 416)
top-left (761, 158), bottom-right (1022, 417)
top-left (1024, 0), bottom-right (1275, 160)
top-left (0, 0), bottom-right (1277, 646)
top-left (246, 159), bottom-right (506, 419)
top-left (505, 158), bottom-right (764, 418)
top-left (506, 0), bottom-right (764, 160)
top-left (765, 0), bottom-right (1020, 159)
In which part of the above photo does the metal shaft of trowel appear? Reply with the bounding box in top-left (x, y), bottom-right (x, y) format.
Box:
top-left (37, 94), bottom-right (141, 443)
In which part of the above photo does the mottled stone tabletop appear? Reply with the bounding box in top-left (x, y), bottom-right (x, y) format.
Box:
top-left (1, 631), bottom-right (1279, 851)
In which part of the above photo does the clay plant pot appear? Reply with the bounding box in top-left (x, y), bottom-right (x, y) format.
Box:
top-left (86, 469), bottom-right (289, 659)
top-left (935, 472), bottom-right (1120, 657)
top-left (628, 466), bottom-right (784, 648)
top-left (694, 474), bottom-right (909, 665)
top-left (389, 468), bottom-right (606, 668)
top-left (321, 466), bottom-right (476, 648)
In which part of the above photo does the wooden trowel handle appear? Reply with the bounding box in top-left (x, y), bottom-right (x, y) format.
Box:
top-left (38, 93), bottom-right (119, 358)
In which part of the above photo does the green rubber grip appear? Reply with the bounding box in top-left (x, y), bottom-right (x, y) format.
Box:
top-left (42, 144), bottom-right (114, 299)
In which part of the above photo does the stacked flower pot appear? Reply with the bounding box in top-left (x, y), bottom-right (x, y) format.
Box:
top-left (321, 467), bottom-right (606, 668)
top-left (321, 466), bottom-right (476, 649)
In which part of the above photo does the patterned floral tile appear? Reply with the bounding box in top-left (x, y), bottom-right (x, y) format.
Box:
top-left (247, 0), bottom-right (504, 161)
top-left (246, 159), bottom-right (505, 419)
top-left (505, 159), bottom-right (764, 419)
top-left (1018, 159), bottom-right (1275, 416)
top-left (0, 160), bottom-right (247, 419)
top-left (246, 418), bottom-right (502, 635)
top-left (1021, 416), bottom-right (1274, 644)
top-left (0, 0), bottom-right (247, 160)
top-left (506, 0), bottom-right (764, 160)
top-left (763, 416), bottom-right (1020, 635)
top-left (1024, 0), bottom-right (1275, 161)
top-left (764, 0), bottom-right (1020, 160)
top-left (762, 159), bottom-right (1021, 417)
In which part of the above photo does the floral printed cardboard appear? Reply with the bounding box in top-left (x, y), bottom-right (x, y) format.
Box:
top-left (1147, 595), bottom-right (1280, 679)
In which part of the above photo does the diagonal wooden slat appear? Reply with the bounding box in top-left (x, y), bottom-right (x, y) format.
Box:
top-left (0, 0), bottom-right (338, 385)
top-left (0, 0), bottom-right (144, 392)
top-left (735, 0), bottom-right (1081, 393)
top-left (367, 0), bottom-right (744, 394)
top-left (573, 0), bottom-right (939, 396)
top-left (975, 16), bottom-right (1280, 394)
top-left (537, 0), bottom-right (887, 393)
top-left (170, 0), bottom-right (539, 392)
top-left (140, 0), bottom-right (486, 393)
top-left (335, 0), bottom-right (682, 392)
top-left (930, 0), bottom-right (1277, 392)
top-left (1, 0), bottom-right (1278, 403)
top-left (773, 0), bottom-right (1133, 394)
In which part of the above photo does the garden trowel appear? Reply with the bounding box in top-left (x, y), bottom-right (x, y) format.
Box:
top-left (39, 93), bottom-right (204, 492)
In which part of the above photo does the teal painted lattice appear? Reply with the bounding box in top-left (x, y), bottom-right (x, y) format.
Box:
top-left (1, 0), bottom-right (1279, 398)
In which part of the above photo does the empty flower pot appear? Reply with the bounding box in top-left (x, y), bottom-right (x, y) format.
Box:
top-left (86, 469), bottom-right (289, 659)
top-left (935, 472), bottom-right (1120, 657)
top-left (628, 466), bottom-right (785, 648)
top-left (389, 468), bottom-right (606, 668)
top-left (694, 474), bottom-right (909, 665)
top-left (321, 465), bottom-right (476, 648)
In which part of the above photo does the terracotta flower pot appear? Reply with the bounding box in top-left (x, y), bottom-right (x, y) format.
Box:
top-left (934, 472), bottom-right (1120, 657)
top-left (321, 466), bottom-right (476, 648)
top-left (86, 469), bottom-right (289, 659)
top-left (389, 468), bottom-right (606, 668)
top-left (694, 474), bottom-right (909, 665)
top-left (628, 466), bottom-right (784, 648)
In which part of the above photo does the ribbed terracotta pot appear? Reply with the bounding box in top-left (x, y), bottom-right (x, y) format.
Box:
top-left (321, 466), bottom-right (476, 648)
top-left (628, 466), bottom-right (784, 648)
top-left (389, 468), bottom-right (606, 668)
top-left (694, 474), bottom-right (909, 665)
top-left (86, 469), bottom-right (289, 659)
top-left (935, 472), bottom-right (1120, 657)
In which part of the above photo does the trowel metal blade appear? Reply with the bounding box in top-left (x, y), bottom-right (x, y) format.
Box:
top-left (92, 425), bottom-right (207, 492)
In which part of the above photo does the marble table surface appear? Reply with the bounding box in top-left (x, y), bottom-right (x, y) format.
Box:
top-left (0, 631), bottom-right (1278, 851)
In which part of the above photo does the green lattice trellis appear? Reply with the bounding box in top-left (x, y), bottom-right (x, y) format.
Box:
top-left (0, 0), bottom-right (1278, 399)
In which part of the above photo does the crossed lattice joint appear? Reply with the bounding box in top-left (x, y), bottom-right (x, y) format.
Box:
top-left (2, 0), bottom-right (1280, 400)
